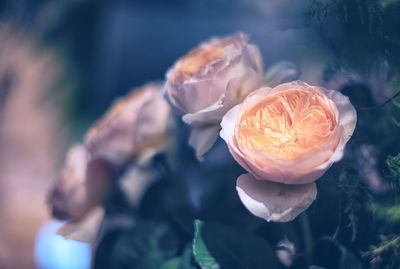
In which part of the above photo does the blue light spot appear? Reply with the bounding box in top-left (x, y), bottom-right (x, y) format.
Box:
top-left (35, 221), bottom-right (91, 269)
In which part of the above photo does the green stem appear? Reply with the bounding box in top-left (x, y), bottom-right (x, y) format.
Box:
top-left (300, 213), bottom-right (313, 263)
top-left (363, 236), bottom-right (400, 258)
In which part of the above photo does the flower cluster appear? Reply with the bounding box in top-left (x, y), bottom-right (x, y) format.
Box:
top-left (163, 33), bottom-right (356, 222)
top-left (48, 32), bottom-right (357, 242)
top-left (48, 83), bottom-right (173, 241)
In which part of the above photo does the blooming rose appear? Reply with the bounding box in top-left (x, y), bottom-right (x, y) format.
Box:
top-left (220, 80), bottom-right (357, 222)
top-left (86, 82), bottom-right (172, 165)
top-left (163, 32), bottom-right (263, 159)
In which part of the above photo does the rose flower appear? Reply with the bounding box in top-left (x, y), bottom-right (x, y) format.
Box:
top-left (220, 80), bottom-right (357, 222)
top-left (48, 83), bottom-right (173, 241)
top-left (163, 32), bottom-right (263, 159)
top-left (47, 144), bottom-right (110, 241)
top-left (86, 82), bottom-right (172, 165)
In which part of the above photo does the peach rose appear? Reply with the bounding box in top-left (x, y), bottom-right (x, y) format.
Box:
top-left (86, 82), bottom-right (172, 165)
top-left (47, 144), bottom-right (110, 242)
top-left (163, 32), bottom-right (263, 159)
top-left (220, 80), bottom-right (357, 221)
top-left (47, 144), bottom-right (109, 223)
top-left (48, 83), bottom-right (173, 241)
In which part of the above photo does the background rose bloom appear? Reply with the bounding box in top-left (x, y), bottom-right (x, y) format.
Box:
top-left (220, 80), bottom-right (357, 222)
top-left (48, 83), bottom-right (174, 241)
top-left (86, 82), bottom-right (173, 166)
top-left (163, 32), bottom-right (263, 159)
top-left (47, 144), bottom-right (110, 241)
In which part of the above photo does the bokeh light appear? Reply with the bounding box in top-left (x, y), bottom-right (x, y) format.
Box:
top-left (34, 221), bottom-right (91, 269)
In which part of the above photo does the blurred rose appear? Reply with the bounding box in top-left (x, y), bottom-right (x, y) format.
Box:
top-left (220, 80), bottom-right (356, 221)
top-left (86, 82), bottom-right (173, 165)
top-left (48, 83), bottom-right (173, 241)
top-left (47, 144), bottom-right (110, 242)
top-left (48, 145), bottom-right (110, 222)
top-left (163, 32), bottom-right (263, 159)
top-left (276, 238), bottom-right (296, 267)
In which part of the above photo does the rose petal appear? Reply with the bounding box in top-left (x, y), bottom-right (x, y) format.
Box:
top-left (321, 86), bottom-right (357, 144)
top-left (220, 104), bottom-right (253, 171)
top-left (164, 32), bottom-right (262, 115)
top-left (86, 82), bottom-right (172, 165)
top-left (48, 144), bottom-right (110, 221)
top-left (119, 166), bottom-right (156, 206)
top-left (189, 124), bottom-right (221, 161)
top-left (181, 42), bottom-right (263, 128)
top-left (264, 61), bottom-right (300, 88)
top-left (57, 206), bottom-right (105, 243)
top-left (236, 173), bottom-right (317, 222)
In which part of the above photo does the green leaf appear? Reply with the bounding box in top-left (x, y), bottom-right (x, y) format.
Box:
top-left (192, 220), bottom-right (278, 269)
top-left (391, 116), bottom-right (400, 128)
top-left (179, 245), bottom-right (197, 269)
top-left (369, 203), bottom-right (400, 223)
top-left (161, 257), bottom-right (182, 269)
top-left (193, 220), bottom-right (219, 269)
top-left (161, 245), bottom-right (197, 269)
top-left (97, 221), bottom-right (181, 269)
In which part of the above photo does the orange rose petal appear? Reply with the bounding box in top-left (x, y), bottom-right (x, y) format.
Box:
top-left (238, 89), bottom-right (337, 160)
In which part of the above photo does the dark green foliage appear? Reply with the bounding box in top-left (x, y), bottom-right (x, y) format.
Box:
top-left (387, 153), bottom-right (400, 181)
top-left (192, 220), bottom-right (278, 269)
top-left (94, 221), bottom-right (186, 269)
top-left (362, 235), bottom-right (400, 268)
top-left (386, 152), bottom-right (400, 202)
top-left (391, 99), bottom-right (400, 127)
top-left (369, 203), bottom-right (400, 223)
top-left (312, 237), bottom-right (362, 269)
top-left (307, 0), bottom-right (400, 73)
top-left (338, 168), bottom-right (372, 242)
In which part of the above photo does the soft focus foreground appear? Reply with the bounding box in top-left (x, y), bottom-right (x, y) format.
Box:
top-left (0, 27), bottom-right (64, 268)
top-left (1, 0), bottom-right (400, 269)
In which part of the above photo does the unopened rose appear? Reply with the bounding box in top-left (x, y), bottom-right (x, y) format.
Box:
top-left (220, 80), bottom-right (357, 221)
top-left (163, 32), bottom-right (263, 159)
top-left (86, 82), bottom-right (172, 165)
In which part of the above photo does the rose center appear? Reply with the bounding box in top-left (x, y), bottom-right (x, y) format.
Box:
top-left (175, 41), bottom-right (230, 77)
top-left (238, 89), bottom-right (337, 159)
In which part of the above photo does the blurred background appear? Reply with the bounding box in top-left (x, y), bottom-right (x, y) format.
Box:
top-left (0, 0), bottom-right (399, 268)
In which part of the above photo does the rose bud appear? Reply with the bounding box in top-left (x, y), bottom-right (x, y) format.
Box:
top-left (163, 32), bottom-right (263, 159)
top-left (86, 82), bottom-right (173, 165)
top-left (220, 80), bottom-right (357, 222)
top-left (276, 238), bottom-right (296, 267)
